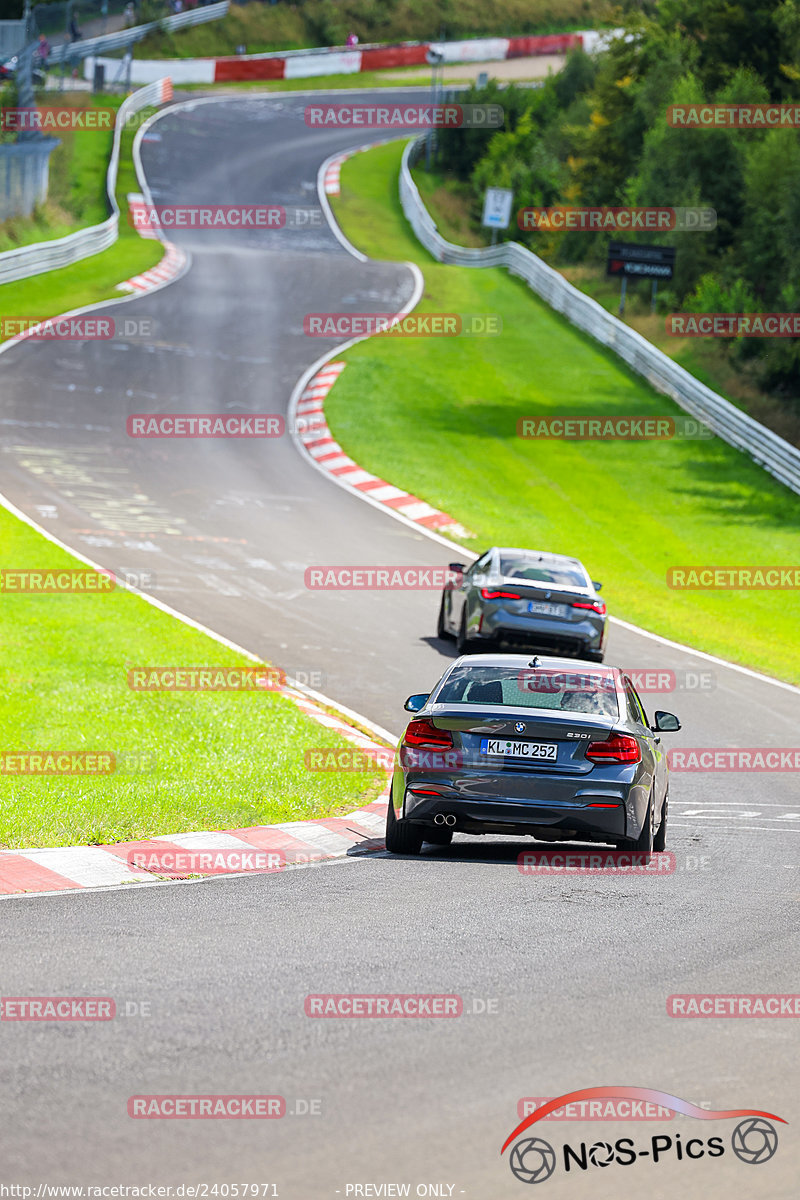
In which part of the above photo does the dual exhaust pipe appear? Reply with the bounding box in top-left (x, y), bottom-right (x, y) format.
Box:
top-left (434, 813), bottom-right (457, 827)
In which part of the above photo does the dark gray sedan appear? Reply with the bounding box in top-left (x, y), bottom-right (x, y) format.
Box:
top-left (437, 546), bottom-right (607, 660)
top-left (385, 654), bottom-right (680, 856)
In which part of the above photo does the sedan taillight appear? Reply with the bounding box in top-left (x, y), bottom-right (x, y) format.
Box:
top-left (480, 588), bottom-right (522, 600)
top-left (402, 719), bottom-right (454, 750)
top-left (573, 600), bottom-right (607, 616)
top-left (585, 733), bottom-right (641, 764)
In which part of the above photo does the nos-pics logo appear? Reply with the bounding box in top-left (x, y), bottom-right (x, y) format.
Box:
top-left (501, 1087), bottom-right (783, 1184)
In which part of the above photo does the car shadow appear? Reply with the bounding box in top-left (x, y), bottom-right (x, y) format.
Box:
top-left (419, 635), bottom-right (459, 659)
top-left (414, 838), bottom-right (637, 866)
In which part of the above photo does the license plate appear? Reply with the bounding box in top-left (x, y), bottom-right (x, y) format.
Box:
top-left (480, 739), bottom-right (557, 761)
top-left (528, 601), bottom-right (564, 617)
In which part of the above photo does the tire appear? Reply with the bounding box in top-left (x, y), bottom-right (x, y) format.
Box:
top-left (653, 792), bottom-right (668, 852)
top-left (456, 610), bottom-right (473, 655)
top-left (616, 793), bottom-right (654, 854)
top-left (424, 827), bottom-right (453, 846)
top-left (385, 805), bottom-right (423, 855)
top-left (437, 594), bottom-right (454, 640)
top-left (584, 649), bottom-right (604, 663)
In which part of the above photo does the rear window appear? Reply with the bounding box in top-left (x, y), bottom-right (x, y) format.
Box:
top-left (498, 555), bottom-right (588, 588)
top-left (435, 666), bottom-right (619, 718)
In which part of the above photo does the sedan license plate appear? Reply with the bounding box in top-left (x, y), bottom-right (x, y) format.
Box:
top-left (480, 739), bottom-right (557, 761)
top-left (527, 601), bottom-right (564, 617)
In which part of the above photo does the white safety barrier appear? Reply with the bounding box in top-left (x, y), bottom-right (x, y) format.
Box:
top-left (51, 2), bottom-right (229, 66)
top-left (399, 138), bottom-right (800, 496)
top-left (0, 77), bottom-right (172, 287)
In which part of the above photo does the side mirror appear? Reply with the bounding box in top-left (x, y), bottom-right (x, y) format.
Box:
top-left (654, 710), bottom-right (681, 733)
top-left (448, 562), bottom-right (466, 574)
top-left (592, 580), bottom-right (603, 592)
top-left (404, 693), bottom-right (430, 713)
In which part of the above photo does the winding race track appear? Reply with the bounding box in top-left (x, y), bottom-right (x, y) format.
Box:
top-left (1, 91), bottom-right (798, 1197)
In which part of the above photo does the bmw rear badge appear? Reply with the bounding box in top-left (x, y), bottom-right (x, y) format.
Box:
top-left (515, 722), bottom-right (525, 733)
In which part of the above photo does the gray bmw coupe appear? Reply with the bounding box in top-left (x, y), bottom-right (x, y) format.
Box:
top-left (437, 547), bottom-right (607, 660)
top-left (385, 654), bottom-right (681, 856)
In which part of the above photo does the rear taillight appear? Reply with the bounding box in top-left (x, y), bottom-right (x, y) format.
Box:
top-left (480, 588), bottom-right (522, 600)
top-left (573, 600), bottom-right (607, 616)
top-left (402, 719), bottom-right (454, 750)
top-left (585, 734), bottom-right (641, 764)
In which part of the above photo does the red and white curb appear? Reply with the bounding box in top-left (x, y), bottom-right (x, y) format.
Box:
top-left (323, 156), bottom-right (345, 197)
top-left (296, 361), bottom-right (471, 536)
top-left (117, 230), bottom-right (188, 294)
top-left (0, 688), bottom-right (391, 897)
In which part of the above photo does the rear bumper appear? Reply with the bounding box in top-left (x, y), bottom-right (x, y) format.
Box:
top-left (404, 790), bottom-right (627, 841)
top-left (475, 609), bottom-right (606, 654)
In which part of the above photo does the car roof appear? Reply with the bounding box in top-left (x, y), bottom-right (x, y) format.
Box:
top-left (448, 653), bottom-right (619, 674)
top-left (490, 547), bottom-right (586, 567)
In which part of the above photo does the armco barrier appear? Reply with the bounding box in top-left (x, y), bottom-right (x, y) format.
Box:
top-left (0, 77), bottom-right (172, 287)
top-left (50, 2), bottom-right (229, 66)
top-left (399, 137), bottom-right (800, 496)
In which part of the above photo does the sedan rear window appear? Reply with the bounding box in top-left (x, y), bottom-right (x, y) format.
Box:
top-left (435, 666), bottom-right (619, 718)
top-left (498, 555), bottom-right (588, 588)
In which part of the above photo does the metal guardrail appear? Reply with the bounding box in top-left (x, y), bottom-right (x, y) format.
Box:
top-left (399, 137), bottom-right (800, 496)
top-left (48, 1), bottom-right (229, 65)
top-left (0, 77), bottom-right (169, 286)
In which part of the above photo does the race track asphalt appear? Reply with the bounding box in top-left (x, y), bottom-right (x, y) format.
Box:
top-left (1, 89), bottom-right (797, 1198)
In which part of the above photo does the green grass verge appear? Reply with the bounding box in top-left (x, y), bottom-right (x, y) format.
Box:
top-left (326, 141), bottom-right (800, 684)
top-left (412, 165), bottom-right (800, 448)
top-left (0, 104), bottom-right (164, 343)
top-left (175, 68), bottom-right (481, 93)
top-left (0, 508), bottom-right (387, 849)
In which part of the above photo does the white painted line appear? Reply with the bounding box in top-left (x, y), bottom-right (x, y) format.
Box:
top-left (671, 823), bottom-right (800, 834)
